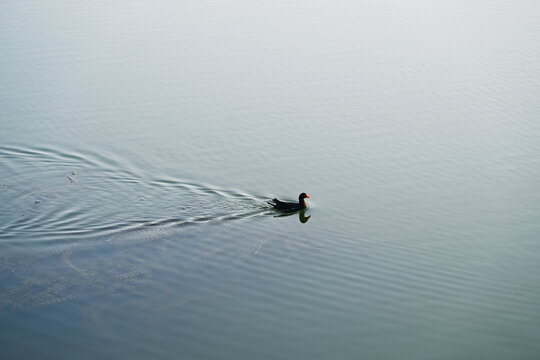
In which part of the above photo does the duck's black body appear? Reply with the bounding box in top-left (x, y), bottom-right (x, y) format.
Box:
top-left (268, 193), bottom-right (310, 212)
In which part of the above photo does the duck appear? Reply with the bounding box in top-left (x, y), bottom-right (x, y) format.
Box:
top-left (268, 193), bottom-right (310, 212)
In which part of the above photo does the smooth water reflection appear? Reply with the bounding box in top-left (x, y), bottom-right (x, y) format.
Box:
top-left (273, 208), bottom-right (311, 223)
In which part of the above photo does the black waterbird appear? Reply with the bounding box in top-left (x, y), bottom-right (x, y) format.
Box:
top-left (268, 193), bottom-right (310, 212)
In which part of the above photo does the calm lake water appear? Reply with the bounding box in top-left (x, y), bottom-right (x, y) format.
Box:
top-left (2, 1), bottom-right (540, 359)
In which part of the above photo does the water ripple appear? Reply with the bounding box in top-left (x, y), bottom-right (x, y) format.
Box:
top-left (0, 145), bottom-right (279, 245)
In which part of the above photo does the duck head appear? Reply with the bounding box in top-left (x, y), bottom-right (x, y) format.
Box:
top-left (299, 193), bottom-right (310, 203)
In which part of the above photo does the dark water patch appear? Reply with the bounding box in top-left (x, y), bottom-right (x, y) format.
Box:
top-left (0, 211), bottom-right (299, 316)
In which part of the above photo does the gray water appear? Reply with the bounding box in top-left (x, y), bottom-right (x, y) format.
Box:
top-left (1, 1), bottom-right (540, 359)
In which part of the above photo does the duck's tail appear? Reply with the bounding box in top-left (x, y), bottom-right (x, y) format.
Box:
top-left (267, 198), bottom-right (278, 207)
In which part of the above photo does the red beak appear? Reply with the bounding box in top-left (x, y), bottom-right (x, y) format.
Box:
top-left (306, 195), bottom-right (310, 198)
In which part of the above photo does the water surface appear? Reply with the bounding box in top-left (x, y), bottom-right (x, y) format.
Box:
top-left (1, 1), bottom-right (540, 359)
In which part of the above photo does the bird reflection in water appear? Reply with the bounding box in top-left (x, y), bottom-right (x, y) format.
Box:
top-left (274, 208), bottom-right (311, 223)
